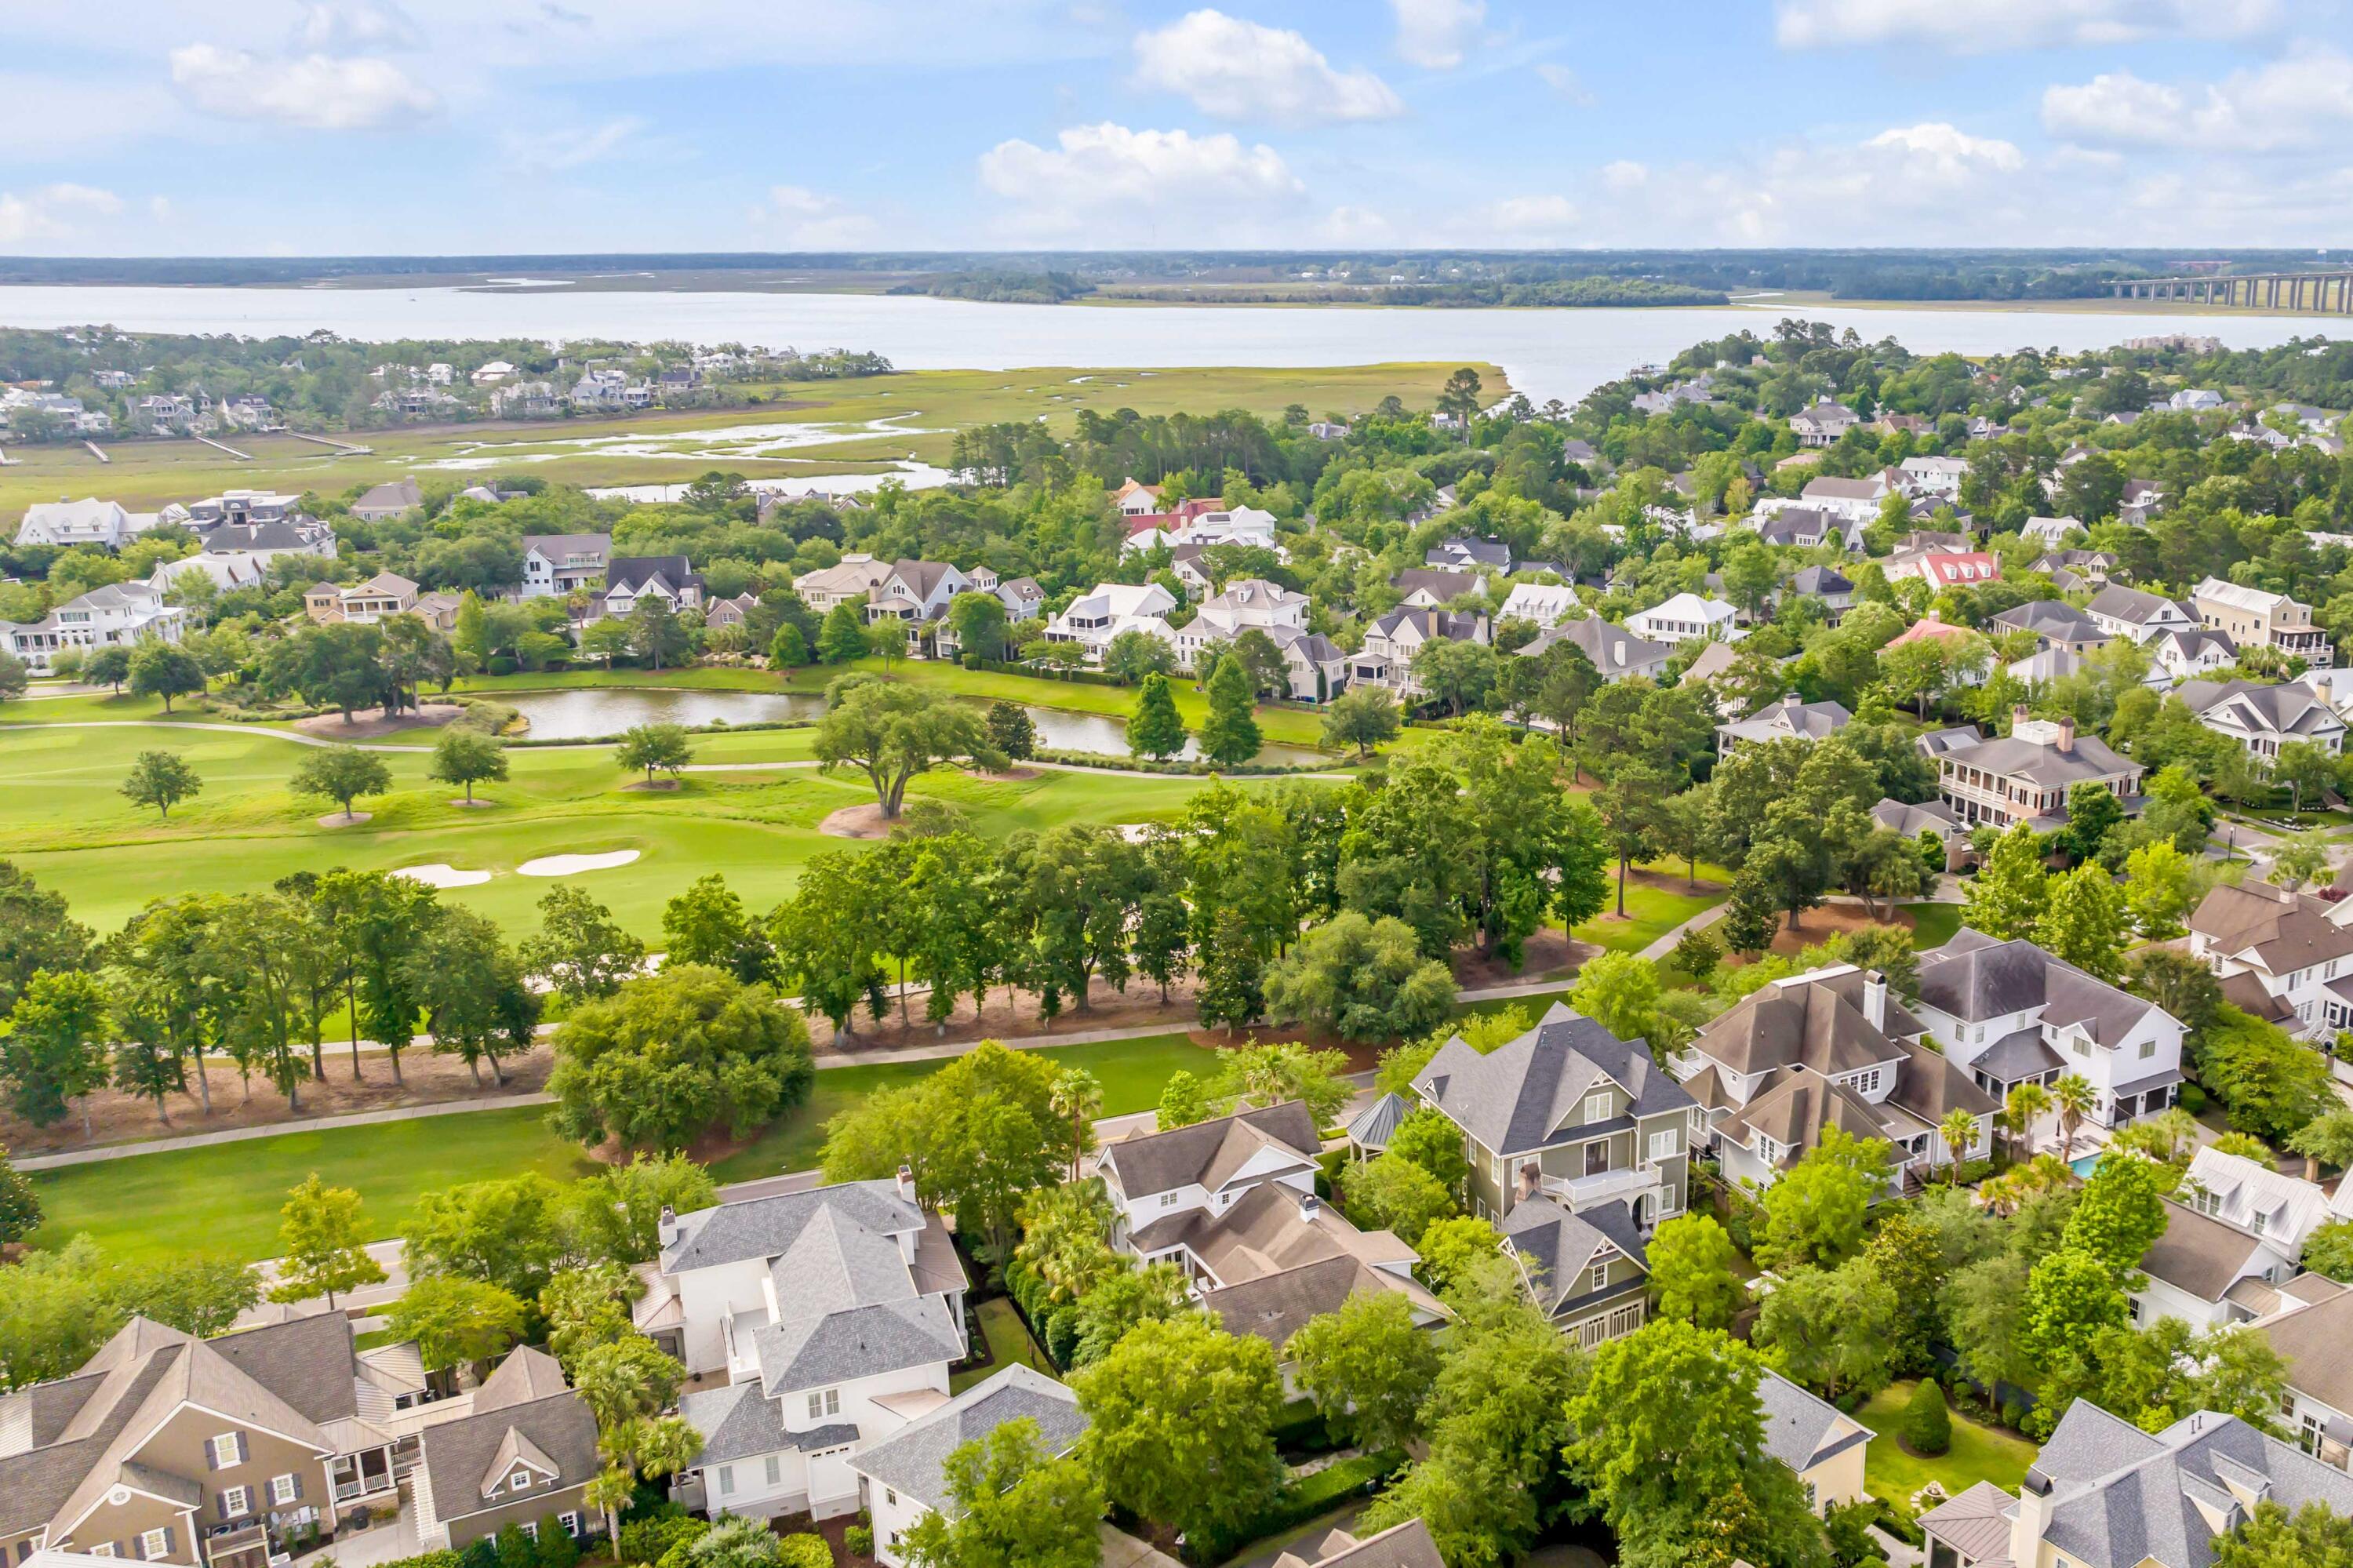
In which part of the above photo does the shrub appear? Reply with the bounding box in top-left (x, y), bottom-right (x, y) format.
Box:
top-left (2001, 1399), bottom-right (2030, 1430)
top-left (496, 1525), bottom-right (536, 1568)
top-left (1903, 1380), bottom-right (1951, 1456)
top-left (1045, 1304), bottom-right (1082, 1367)
top-left (625, 1515), bottom-right (707, 1568)
top-left (842, 1529), bottom-right (872, 1559)
top-left (536, 1519), bottom-right (580, 1568)
top-left (775, 1537), bottom-right (832, 1568)
top-left (1184, 1450), bottom-right (1399, 1564)
top-left (487, 655), bottom-right (518, 676)
top-left (2180, 1083), bottom-right (2208, 1115)
top-left (1670, 926), bottom-right (1722, 980)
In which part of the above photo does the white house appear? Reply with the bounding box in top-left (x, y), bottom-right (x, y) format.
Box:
top-left (1789, 398), bottom-right (1859, 447)
top-left (850, 1368), bottom-right (1086, 1567)
top-left (2021, 515), bottom-right (2084, 548)
top-left (1042, 582), bottom-right (1178, 661)
top-left (1798, 472), bottom-right (1897, 526)
top-left (2132, 1195), bottom-right (2299, 1329)
top-left (865, 561), bottom-right (970, 641)
top-left (2178, 1147), bottom-right (2337, 1260)
top-left (2148, 627), bottom-right (2240, 682)
top-left (0, 580), bottom-right (186, 673)
top-left (2170, 387), bottom-right (2227, 411)
top-left (602, 556), bottom-right (705, 618)
top-left (149, 552), bottom-right (265, 597)
top-left (1497, 580), bottom-right (1580, 629)
top-left (1173, 577), bottom-right (1309, 671)
top-left (1914, 930), bottom-right (2187, 1126)
top-left (2177, 678), bottom-right (2348, 759)
top-left (1625, 592), bottom-right (1741, 644)
top-left (642, 1177), bottom-right (969, 1524)
top-left (1897, 454), bottom-right (1968, 499)
top-left (12, 497), bottom-right (168, 550)
top-left (2188, 881), bottom-right (2353, 1039)
top-left (792, 555), bottom-right (893, 613)
top-left (519, 534), bottom-right (613, 599)
top-left (2086, 584), bottom-right (2200, 643)
top-left (1348, 606), bottom-right (1488, 698)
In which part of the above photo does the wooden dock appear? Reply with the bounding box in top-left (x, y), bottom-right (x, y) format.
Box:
top-left (288, 431), bottom-right (373, 455)
top-left (83, 440), bottom-right (109, 464)
top-left (194, 435), bottom-right (252, 460)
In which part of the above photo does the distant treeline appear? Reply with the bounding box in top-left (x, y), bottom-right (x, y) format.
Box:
top-left (1110, 278), bottom-right (1726, 307)
top-left (885, 270), bottom-right (1098, 304)
top-left (7, 249), bottom-right (2351, 300)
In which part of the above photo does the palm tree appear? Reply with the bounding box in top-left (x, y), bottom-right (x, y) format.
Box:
top-left (1938, 1108), bottom-right (1981, 1184)
top-left (2002, 1080), bottom-right (2053, 1162)
top-left (1017, 1182), bottom-right (1115, 1303)
top-left (629, 1413), bottom-right (703, 1483)
top-left (1049, 1067), bottom-right (1104, 1181)
top-left (2053, 1074), bottom-right (2097, 1164)
top-left (584, 1464), bottom-right (635, 1545)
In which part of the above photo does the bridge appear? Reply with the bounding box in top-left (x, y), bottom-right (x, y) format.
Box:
top-left (2109, 272), bottom-right (2353, 313)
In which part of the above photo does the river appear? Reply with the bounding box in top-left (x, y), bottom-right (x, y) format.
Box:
top-left (0, 284), bottom-right (2333, 406)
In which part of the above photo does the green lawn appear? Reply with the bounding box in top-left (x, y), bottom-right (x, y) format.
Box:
top-left (1572, 861), bottom-right (1731, 956)
top-left (29, 1105), bottom-right (598, 1264)
top-left (1856, 1381), bottom-right (2039, 1510)
top-left (1904, 903), bottom-right (1964, 951)
top-left (951, 1297), bottom-right (1057, 1393)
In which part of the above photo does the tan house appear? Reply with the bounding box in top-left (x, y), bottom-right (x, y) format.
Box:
top-left (303, 573), bottom-right (420, 626)
top-left (1933, 709), bottom-right (2143, 835)
top-left (1760, 1370), bottom-right (1874, 1515)
top-left (2191, 576), bottom-right (2333, 668)
top-left (0, 1315), bottom-right (427, 1568)
top-left (412, 1349), bottom-right (598, 1551)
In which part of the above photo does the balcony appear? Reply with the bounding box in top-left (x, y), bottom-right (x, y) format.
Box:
top-left (1540, 1165), bottom-right (1664, 1213)
top-left (204, 1524), bottom-right (289, 1568)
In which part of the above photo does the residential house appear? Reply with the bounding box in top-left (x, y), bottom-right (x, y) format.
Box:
top-left (150, 553), bottom-right (265, 598)
top-left (2171, 387), bottom-right (2227, 411)
top-left (491, 383), bottom-right (558, 420)
top-left (13, 498), bottom-right (167, 550)
top-left (963, 566), bottom-right (1045, 624)
top-left (0, 1313), bottom-right (433, 1568)
top-left (199, 520), bottom-right (336, 566)
top-left (2118, 478), bottom-right (2166, 525)
top-left (601, 557), bottom-right (705, 618)
top-left (1123, 504), bottom-right (1279, 556)
top-left (1111, 479), bottom-right (1164, 515)
top-left (638, 1177), bottom-right (968, 1523)
top-left (1174, 578), bottom-right (1308, 668)
top-left (413, 1348), bottom-right (597, 1551)
top-left (791, 555), bottom-right (893, 614)
top-left (2187, 881), bottom-right (2353, 1039)
top-left (703, 593), bottom-right (761, 632)
top-left (1914, 930), bottom-right (2186, 1124)
top-left (1760, 1370), bottom-right (1875, 1515)
top-left (1042, 583), bottom-right (1178, 663)
top-left (304, 572), bottom-right (419, 625)
top-left (1624, 591), bottom-right (1740, 645)
top-left (130, 394), bottom-right (197, 433)
top-left (2131, 1196), bottom-right (2299, 1329)
top-left (2251, 1274), bottom-right (2353, 1468)
top-left (2086, 584), bottom-right (2200, 643)
top-left (2177, 1147), bottom-right (2337, 1260)
top-left (1926, 1402), bottom-right (2353, 1568)
top-left (519, 534), bottom-right (612, 600)
top-left (1424, 537), bottom-right (1512, 573)
top-left (1753, 504), bottom-right (1863, 551)
top-left (1096, 1105), bottom-right (1446, 1365)
top-left (1898, 454), bottom-right (1969, 499)
top-left (1350, 606), bottom-right (1488, 699)
top-left (1412, 1002), bottom-right (1696, 1235)
top-left (1881, 617), bottom-right (1990, 688)
top-left (1495, 1194), bottom-right (1652, 1348)
top-left (1798, 471), bottom-right (1898, 526)
top-left (1674, 964), bottom-right (1996, 1195)
top-left (2192, 577), bottom-right (2333, 667)
top-left (1519, 616), bottom-right (1671, 684)
top-left (186, 491), bottom-right (306, 529)
top-left (348, 479), bottom-right (424, 522)
top-left (1497, 581), bottom-right (1579, 629)
top-left (1873, 796), bottom-right (1966, 870)
top-left (2178, 678), bottom-right (2348, 758)
top-left (1783, 564), bottom-right (1856, 624)
top-left (471, 362), bottom-right (520, 387)
top-left (2020, 515), bottom-right (2084, 549)
top-left (2032, 549), bottom-right (2118, 591)
top-left (1391, 568), bottom-right (1480, 609)
top-left (1884, 547), bottom-right (2000, 591)
top-left (1989, 600), bottom-right (2111, 655)
top-left (1305, 420), bottom-right (1351, 442)
top-left (1789, 398), bottom-right (1859, 447)
top-left (1932, 710), bottom-right (2144, 835)
top-left (850, 1368), bottom-right (1085, 1568)
top-left (2148, 627), bottom-right (2241, 682)
top-left (1, 581), bottom-right (186, 673)
top-left (1716, 693), bottom-right (1853, 755)
top-left (410, 591), bottom-right (464, 634)
top-left (1271, 1520), bottom-right (1445, 1568)
top-left (864, 561), bottom-right (970, 646)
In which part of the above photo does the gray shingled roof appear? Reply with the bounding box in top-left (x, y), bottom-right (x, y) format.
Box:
top-left (1500, 1195), bottom-right (1646, 1315)
top-left (1992, 600), bottom-right (2108, 644)
top-left (754, 1297), bottom-right (965, 1398)
top-left (1758, 1369), bottom-right (1871, 1473)
top-left (1918, 930), bottom-right (2164, 1046)
top-left (1345, 1092), bottom-right (1410, 1151)
top-left (417, 1353), bottom-right (598, 1528)
top-left (2086, 584), bottom-right (2188, 627)
top-left (1097, 1104), bottom-right (1321, 1200)
top-left (662, 1181), bottom-right (924, 1273)
top-left (675, 1381), bottom-right (855, 1466)
top-left (850, 1366), bottom-right (1084, 1514)
top-left (1414, 1003), bottom-right (1691, 1156)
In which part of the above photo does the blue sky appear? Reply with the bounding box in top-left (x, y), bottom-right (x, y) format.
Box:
top-left (4, 0), bottom-right (2351, 256)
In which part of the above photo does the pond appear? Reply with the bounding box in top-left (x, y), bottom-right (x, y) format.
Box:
top-left (499, 685), bottom-right (1330, 766)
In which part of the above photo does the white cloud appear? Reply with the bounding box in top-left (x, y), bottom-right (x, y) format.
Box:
top-left (1775, 0), bottom-right (2278, 51)
top-left (0, 183), bottom-right (124, 243)
top-left (1534, 63), bottom-right (1593, 106)
top-left (169, 43), bottom-right (438, 129)
top-left (1484, 194), bottom-right (1580, 235)
top-left (149, 195), bottom-right (175, 224)
top-left (752, 185), bottom-right (881, 247)
top-left (979, 123), bottom-right (1304, 229)
top-left (500, 116), bottom-right (646, 173)
top-left (1133, 10), bottom-right (1400, 125)
top-left (1601, 158), bottom-right (1648, 191)
top-left (1390, 0), bottom-right (1485, 69)
top-left (294, 0), bottom-right (424, 52)
top-left (2042, 53), bottom-right (2353, 151)
top-left (1864, 122), bottom-right (2024, 179)
top-left (1320, 205), bottom-right (1395, 243)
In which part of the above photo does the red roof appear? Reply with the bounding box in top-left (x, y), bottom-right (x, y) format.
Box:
top-left (1886, 615), bottom-right (1979, 647)
top-left (1126, 513), bottom-right (1175, 535)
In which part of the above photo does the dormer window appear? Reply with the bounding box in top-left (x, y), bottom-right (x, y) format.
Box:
top-left (510, 1468), bottom-right (533, 1491)
top-left (1582, 1092), bottom-right (1610, 1122)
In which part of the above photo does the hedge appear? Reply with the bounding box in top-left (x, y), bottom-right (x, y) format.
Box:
top-left (1184, 1450), bottom-right (1400, 1565)
top-left (1030, 747), bottom-right (1343, 777)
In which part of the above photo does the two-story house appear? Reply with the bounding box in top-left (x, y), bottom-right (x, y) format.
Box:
top-left (1624, 592), bottom-right (1740, 645)
top-left (1789, 398), bottom-right (1857, 447)
top-left (601, 557), bottom-right (705, 619)
top-left (634, 1177), bottom-right (968, 1523)
top-left (2249, 1274), bottom-right (2353, 1470)
top-left (1174, 579), bottom-right (1309, 668)
top-left (0, 1314), bottom-right (432, 1568)
top-left (2148, 625), bottom-right (2240, 682)
top-left (1885, 548), bottom-right (2001, 591)
top-left (1042, 583), bottom-right (1179, 664)
top-left (1798, 472), bottom-right (1898, 527)
top-left (1412, 1003), bottom-right (1696, 1243)
top-left (2031, 549), bottom-right (2118, 593)
top-left (1496, 581), bottom-right (1579, 630)
top-left (2177, 678), bottom-right (2348, 759)
top-left (864, 561), bottom-right (969, 653)
top-left (412, 1348), bottom-right (597, 1552)
top-left (791, 555), bottom-right (893, 614)
top-left (518, 535), bottom-right (611, 600)
top-left (305, 572), bottom-right (419, 626)
top-left (1716, 693), bottom-right (1852, 756)
top-left (348, 480), bottom-right (424, 523)
top-left (1898, 454), bottom-right (1968, 499)
top-left (1914, 930), bottom-right (2186, 1128)
top-left (1391, 569), bottom-right (1480, 609)
top-left (2177, 1147), bottom-right (2337, 1260)
top-left (0, 581), bottom-right (187, 674)
top-left (1494, 1193), bottom-right (1651, 1348)
top-left (13, 498), bottom-right (169, 551)
top-left (2131, 1195), bottom-right (2300, 1330)
top-left (2186, 882), bottom-right (2353, 1039)
top-left (961, 566), bottom-right (1046, 625)
top-left (1989, 601), bottom-right (2111, 656)
top-left (1349, 607), bottom-right (1488, 699)
top-left (2193, 577), bottom-right (2333, 667)
top-left (1675, 964), bottom-right (1996, 1194)
top-left (849, 1367), bottom-right (1086, 1568)
top-left (2085, 584), bottom-right (2198, 644)
top-left (1933, 710), bottom-right (2144, 835)
top-left (1095, 1105), bottom-right (1446, 1362)
top-left (1921, 1402), bottom-right (2353, 1568)
top-left (1517, 617), bottom-right (1671, 684)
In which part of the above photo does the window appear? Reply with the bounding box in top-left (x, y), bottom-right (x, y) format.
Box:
top-left (522, 1524), bottom-right (540, 1543)
top-left (559, 1515), bottom-right (581, 1538)
top-left (270, 1474), bottom-right (299, 1507)
top-left (2126, 1296), bottom-right (2143, 1324)
top-left (716, 1466), bottom-right (736, 1497)
top-left (86, 1549), bottom-right (113, 1561)
top-left (2140, 1039), bottom-right (2156, 1059)
top-left (507, 1468), bottom-right (532, 1493)
top-left (886, 1490), bottom-right (898, 1508)
top-left (1158, 1191), bottom-right (1178, 1208)
top-left (1647, 1130), bottom-right (1678, 1162)
top-left (219, 1486), bottom-right (252, 1520)
top-left (764, 1456), bottom-right (782, 1488)
top-left (1851, 1068), bottom-right (1882, 1096)
top-left (1582, 1092), bottom-right (1610, 1122)
top-left (1589, 1264), bottom-right (1609, 1293)
top-left (140, 1533), bottom-right (169, 1560)
top-left (206, 1432), bottom-right (243, 1470)
top-left (807, 1388), bottom-right (841, 1420)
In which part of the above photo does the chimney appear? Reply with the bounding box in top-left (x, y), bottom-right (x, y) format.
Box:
top-left (656, 1205), bottom-right (678, 1248)
top-left (2057, 717), bottom-right (2076, 753)
top-left (1862, 970), bottom-right (1887, 1031)
top-left (1783, 692), bottom-right (1802, 710)
top-left (1297, 1191), bottom-right (1321, 1224)
top-left (896, 1163), bottom-right (917, 1205)
top-left (2009, 1468), bottom-right (2057, 1568)
top-left (2012, 703), bottom-right (2031, 729)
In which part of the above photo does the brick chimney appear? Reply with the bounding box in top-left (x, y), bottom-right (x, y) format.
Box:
top-left (2057, 717), bottom-right (2076, 753)
top-left (2012, 703), bottom-right (2031, 729)
top-left (896, 1163), bottom-right (917, 1205)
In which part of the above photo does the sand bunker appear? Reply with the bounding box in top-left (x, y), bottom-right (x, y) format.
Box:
top-left (819, 804), bottom-right (893, 839)
top-left (519, 849), bottom-right (642, 877)
top-left (393, 864), bottom-right (493, 889)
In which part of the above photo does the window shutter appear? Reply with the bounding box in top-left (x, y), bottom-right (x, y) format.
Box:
top-left (129, 1537), bottom-right (144, 1563)
top-left (163, 1531), bottom-right (175, 1559)
top-left (291, 1473), bottom-right (303, 1500)
top-left (217, 1493), bottom-right (231, 1521)
top-left (236, 1433), bottom-right (250, 1465)
top-left (205, 1439), bottom-right (220, 1473)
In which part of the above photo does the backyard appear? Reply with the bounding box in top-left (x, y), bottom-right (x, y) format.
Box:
top-left (1856, 1380), bottom-right (2039, 1512)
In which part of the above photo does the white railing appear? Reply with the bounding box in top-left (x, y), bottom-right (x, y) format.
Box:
top-left (1540, 1166), bottom-right (1663, 1211)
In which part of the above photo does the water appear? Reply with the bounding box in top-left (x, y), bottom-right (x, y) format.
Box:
top-left (501, 683), bottom-right (1328, 765)
top-left (0, 284), bottom-right (2333, 406)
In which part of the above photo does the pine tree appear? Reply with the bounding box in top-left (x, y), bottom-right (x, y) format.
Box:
top-left (1195, 908), bottom-right (1264, 1036)
top-left (817, 602), bottom-right (868, 664)
top-left (1126, 673), bottom-right (1190, 761)
top-left (1962, 821), bottom-right (2049, 940)
top-left (1196, 656), bottom-right (1261, 766)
